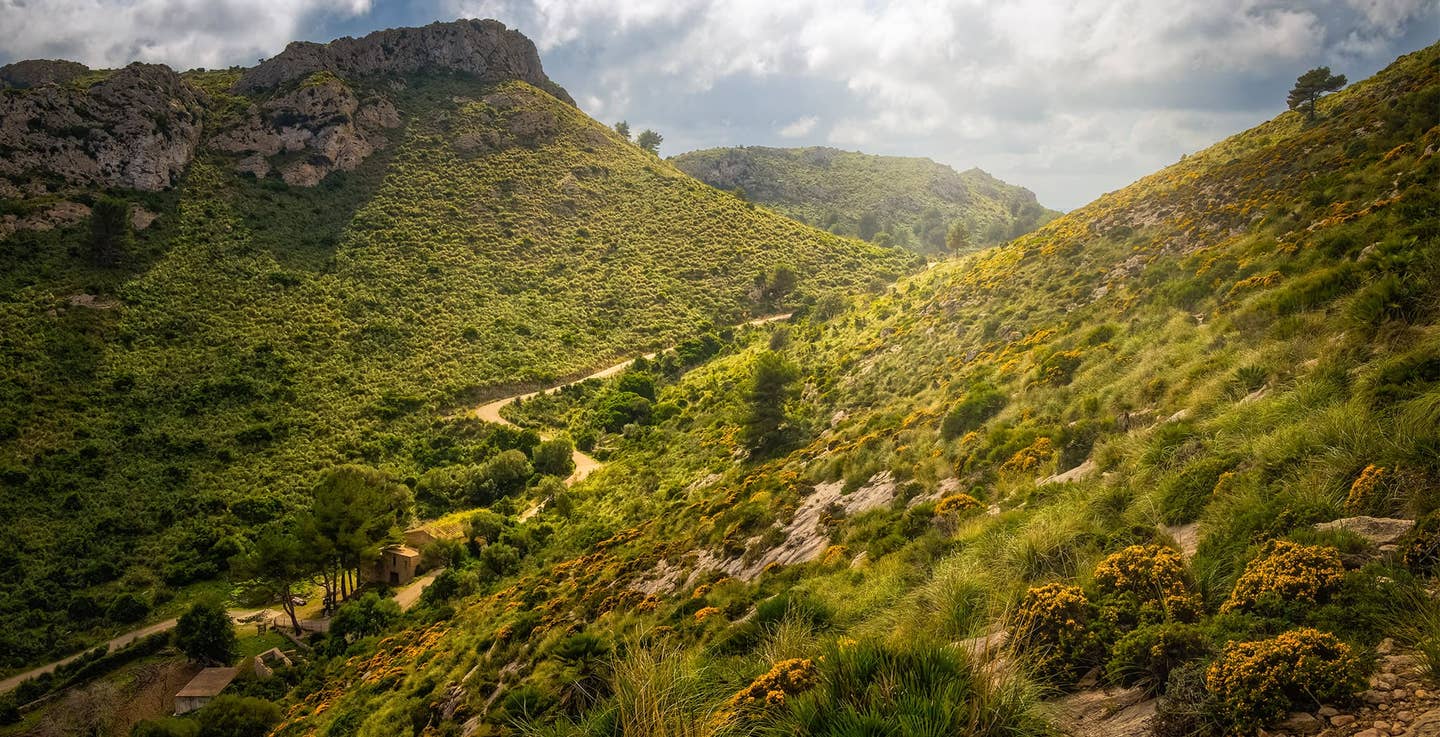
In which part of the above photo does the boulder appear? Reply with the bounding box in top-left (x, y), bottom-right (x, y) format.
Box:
top-left (1314, 516), bottom-right (1414, 546)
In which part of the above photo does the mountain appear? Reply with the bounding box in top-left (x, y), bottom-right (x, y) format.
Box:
top-left (0, 20), bottom-right (914, 672)
top-left (261, 44), bottom-right (1439, 736)
top-left (672, 145), bottom-right (1060, 254)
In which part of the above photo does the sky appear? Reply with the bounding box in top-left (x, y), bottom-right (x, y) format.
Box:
top-left (1, 1), bottom-right (1436, 210)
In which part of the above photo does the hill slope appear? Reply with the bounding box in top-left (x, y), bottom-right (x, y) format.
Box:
top-left (672, 145), bottom-right (1059, 253)
top-left (0, 22), bottom-right (913, 669)
top-left (265, 44), bottom-right (1439, 737)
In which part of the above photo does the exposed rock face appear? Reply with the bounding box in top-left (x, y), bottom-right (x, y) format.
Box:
top-left (233, 19), bottom-right (574, 105)
top-left (0, 62), bottom-right (206, 194)
top-left (0, 59), bottom-right (90, 89)
top-left (209, 75), bottom-right (401, 185)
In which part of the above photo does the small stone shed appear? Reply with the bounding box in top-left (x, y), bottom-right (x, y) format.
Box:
top-left (366, 544), bottom-right (420, 586)
top-left (174, 666), bottom-right (238, 715)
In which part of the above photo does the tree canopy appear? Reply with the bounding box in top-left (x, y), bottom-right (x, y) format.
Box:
top-left (1287, 66), bottom-right (1347, 120)
top-left (636, 129), bottom-right (663, 154)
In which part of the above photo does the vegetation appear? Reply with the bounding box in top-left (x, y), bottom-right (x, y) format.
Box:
top-left (239, 43), bottom-right (1440, 737)
top-left (174, 600), bottom-right (237, 665)
top-left (0, 70), bottom-right (911, 669)
top-left (1288, 66), bottom-right (1348, 120)
top-left (672, 146), bottom-right (1060, 255)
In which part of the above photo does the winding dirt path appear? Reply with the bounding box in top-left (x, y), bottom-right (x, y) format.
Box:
top-left (470, 313), bottom-right (792, 485)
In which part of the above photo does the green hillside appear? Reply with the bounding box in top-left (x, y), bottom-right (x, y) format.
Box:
top-left (672, 145), bottom-right (1059, 254)
top-left (260, 44), bottom-right (1439, 737)
top-left (0, 68), bottom-right (913, 669)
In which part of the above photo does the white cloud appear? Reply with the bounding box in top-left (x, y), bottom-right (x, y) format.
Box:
top-left (0, 0), bottom-right (372, 70)
top-left (2, 0), bottom-right (1433, 209)
top-left (778, 115), bottom-right (818, 138)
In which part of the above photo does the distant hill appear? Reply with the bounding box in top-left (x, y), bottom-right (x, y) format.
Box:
top-left (0, 21), bottom-right (913, 669)
top-left (672, 146), bottom-right (1060, 253)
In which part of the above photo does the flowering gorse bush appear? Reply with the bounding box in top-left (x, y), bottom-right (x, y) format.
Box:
top-left (1221, 540), bottom-right (1345, 616)
top-left (1092, 544), bottom-right (1203, 626)
top-left (1009, 583), bottom-right (1101, 684)
top-left (1205, 627), bottom-right (1364, 731)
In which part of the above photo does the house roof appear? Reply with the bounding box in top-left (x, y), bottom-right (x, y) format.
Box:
top-left (386, 544), bottom-right (421, 558)
top-left (176, 667), bottom-right (239, 697)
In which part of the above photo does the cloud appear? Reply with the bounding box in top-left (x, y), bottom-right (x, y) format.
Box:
top-left (0, 0), bottom-right (372, 70)
top-left (1, 0), bottom-right (1434, 209)
top-left (778, 116), bottom-right (819, 138)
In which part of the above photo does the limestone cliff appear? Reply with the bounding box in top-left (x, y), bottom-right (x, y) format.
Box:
top-left (232, 19), bottom-right (574, 105)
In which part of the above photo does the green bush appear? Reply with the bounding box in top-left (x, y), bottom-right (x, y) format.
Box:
top-left (1152, 662), bottom-right (1219, 737)
top-left (1105, 623), bottom-right (1210, 695)
top-left (132, 717), bottom-right (200, 737)
top-left (196, 695), bottom-right (281, 737)
top-left (758, 640), bottom-right (1045, 736)
top-left (940, 383), bottom-right (1006, 440)
top-left (1205, 628), bottom-right (1364, 732)
top-left (1401, 511), bottom-right (1440, 574)
top-left (106, 592), bottom-right (151, 623)
top-left (1157, 456), bottom-right (1232, 525)
top-left (1009, 583), bottom-right (1101, 685)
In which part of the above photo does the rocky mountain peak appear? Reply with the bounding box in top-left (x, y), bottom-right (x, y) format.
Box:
top-left (232, 18), bottom-right (573, 104)
top-left (0, 59), bottom-right (91, 89)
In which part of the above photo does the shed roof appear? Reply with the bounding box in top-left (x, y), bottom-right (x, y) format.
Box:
top-left (176, 667), bottom-right (239, 697)
top-left (386, 544), bottom-right (421, 558)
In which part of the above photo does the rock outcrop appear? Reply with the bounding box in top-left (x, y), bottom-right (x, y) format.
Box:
top-left (232, 19), bottom-right (574, 105)
top-left (0, 62), bottom-right (206, 195)
top-left (0, 59), bottom-right (90, 89)
top-left (209, 74), bottom-right (401, 185)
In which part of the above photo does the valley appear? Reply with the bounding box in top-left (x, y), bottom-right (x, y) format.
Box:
top-left (0, 11), bottom-right (1437, 737)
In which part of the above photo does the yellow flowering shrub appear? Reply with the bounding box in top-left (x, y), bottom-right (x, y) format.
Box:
top-left (1344, 464), bottom-right (1387, 515)
top-left (1221, 541), bottom-right (1345, 615)
top-left (1009, 583), bottom-right (1101, 684)
top-left (1001, 437), bottom-right (1055, 475)
top-left (1205, 628), bottom-right (1364, 731)
top-left (1092, 545), bottom-right (1202, 626)
top-left (934, 493), bottom-right (981, 516)
top-left (820, 545), bottom-right (850, 565)
top-left (694, 606), bottom-right (722, 622)
top-left (726, 658), bottom-right (820, 711)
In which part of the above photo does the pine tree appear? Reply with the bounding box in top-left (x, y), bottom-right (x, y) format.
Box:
top-left (636, 129), bottom-right (663, 154)
top-left (1287, 67), bottom-right (1347, 121)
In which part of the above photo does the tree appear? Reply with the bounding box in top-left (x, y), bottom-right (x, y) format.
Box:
top-left (305, 465), bottom-right (412, 611)
top-left (1287, 67), bottom-right (1346, 121)
top-left (479, 542), bottom-right (521, 580)
top-left (945, 221), bottom-right (971, 252)
top-left (230, 525), bottom-right (311, 634)
top-left (532, 437), bottom-right (575, 478)
top-left (858, 212), bottom-right (881, 241)
top-left (740, 351), bottom-right (801, 455)
top-left (88, 196), bottom-right (130, 267)
top-left (482, 449), bottom-right (532, 500)
top-left (175, 601), bottom-right (237, 666)
top-left (613, 120), bottom-right (631, 140)
top-left (636, 129), bottom-right (663, 154)
top-left (327, 592), bottom-right (400, 652)
top-left (106, 591), bottom-right (150, 623)
top-left (196, 695), bottom-right (280, 737)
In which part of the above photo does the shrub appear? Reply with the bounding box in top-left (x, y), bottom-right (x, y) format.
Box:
top-left (175, 601), bottom-right (238, 665)
top-left (1009, 583), bottom-right (1101, 684)
top-left (761, 640), bottom-right (1045, 736)
top-left (1401, 511), bottom-right (1440, 574)
top-left (934, 493), bottom-right (981, 517)
top-left (940, 383), bottom-right (1006, 439)
top-left (726, 658), bottom-right (819, 712)
top-left (1000, 437), bottom-right (1055, 475)
top-left (196, 695), bottom-right (281, 737)
top-left (1221, 541), bottom-right (1346, 617)
top-left (532, 437), bottom-right (575, 478)
top-left (0, 695), bottom-right (17, 726)
top-left (1158, 456), bottom-right (1232, 525)
top-left (1152, 662), bottom-right (1219, 737)
top-left (1105, 623), bottom-right (1210, 695)
top-left (106, 592), bottom-right (150, 623)
top-left (1344, 464), bottom-right (1389, 515)
top-left (1205, 628), bottom-right (1364, 732)
top-left (1092, 545), bottom-right (1203, 628)
top-left (132, 717), bottom-right (200, 737)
